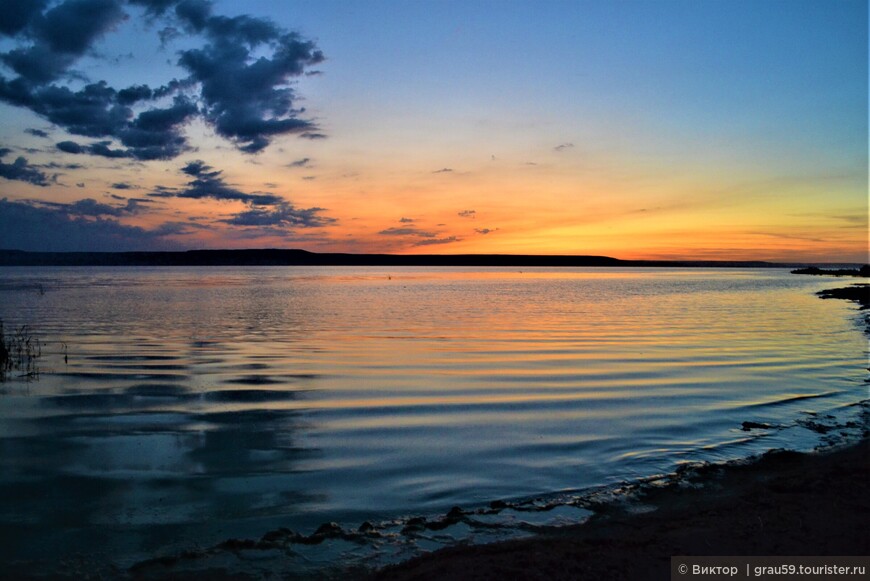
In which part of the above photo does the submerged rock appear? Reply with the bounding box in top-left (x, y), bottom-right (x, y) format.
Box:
top-left (260, 527), bottom-right (299, 544)
top-left (816, 285), bottom-right (870, 309)
top-left (313, 522), bottom-right (344, 537)
top-left (447, 506), bottom-right (464, 518)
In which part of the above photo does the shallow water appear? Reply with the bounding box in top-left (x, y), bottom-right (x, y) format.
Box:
top-left (0, 267), bottom-right (866, 574)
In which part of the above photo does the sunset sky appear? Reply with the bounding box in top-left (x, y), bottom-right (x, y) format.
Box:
top-left (0, 0), bottom-right (866, 261)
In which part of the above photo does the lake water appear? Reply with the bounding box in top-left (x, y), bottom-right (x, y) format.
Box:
top-left (0, 267), bottom-right (866, 576)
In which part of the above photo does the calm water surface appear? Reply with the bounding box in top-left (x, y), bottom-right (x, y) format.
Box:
top-left (0, 267), bottom-right (866, 574)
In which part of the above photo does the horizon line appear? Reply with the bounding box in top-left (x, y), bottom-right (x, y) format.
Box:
top-left (2, 248), bottom-right (866, 268)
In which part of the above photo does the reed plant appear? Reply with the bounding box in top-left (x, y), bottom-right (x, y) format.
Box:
top-left (0, 320), bottom-right (41, 381)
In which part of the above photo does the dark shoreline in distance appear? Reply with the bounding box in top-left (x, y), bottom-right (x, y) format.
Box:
top-left (0, 248), bottom-right (819, 268)
top-left (793, 266), bottom-right (870, 277)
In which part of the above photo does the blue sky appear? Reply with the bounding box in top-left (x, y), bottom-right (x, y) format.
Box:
top-left (0, 0), bottom-right (866, 260)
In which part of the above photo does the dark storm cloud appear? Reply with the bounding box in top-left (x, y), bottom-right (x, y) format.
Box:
top-left (0, 0), bottom-right (324, 160)
top-left (412, 236), bottom-right (459, 247)
top-left (1, 0), bottom-right (127, 84)
top-left (36, 196), bottom-right (149, 217)
top-left (67, 197), bottom-right (146, 216)
top-left (88, 140), bottom-right (133, 158)
top-left (149, 160), bottom-right (284, 205)
top-left (0, 197), bottom-right (181, 251)
top-left (0, 0), bottom-right (49, 36)
top-left (58, 135), bottom-right (179, 159)
top-left (1, 46), bottom-right (70, 85)
top-left (5, 80), bottom-right (130, 137)
top-left (13, 84), bottom-right (198, 160)
top-left (179, 159), bottom-right (212, 177)
top-left (56, 140), bottom-right (85, 154)
top-left (126, 0), bottom-right (179, 16)
top-left (115, 95), bottom-right (198, 159)
top-left (223, 202), bottom-right (335, 228)
top-left (0, 151), bottom-right (53, 186)
top-left (37, 0), bottom-right (126, 55)
top-left (175, 0), bottom-right (211, 30)
top-left (171, 0), bottom-right (325, 153)
top-left (7, 80), bottom-right (173, 158)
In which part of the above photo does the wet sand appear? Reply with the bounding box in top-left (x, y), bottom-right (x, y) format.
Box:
top-left (371, 436), bottom-right (869, 581)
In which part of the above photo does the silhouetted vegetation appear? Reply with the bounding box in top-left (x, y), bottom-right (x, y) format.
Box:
top-left (792, 265), bottom-right (870, 277)
top-left (817, 285), bottom-right (870, 309)
top-left (0, 320), bottom-right (41, 382)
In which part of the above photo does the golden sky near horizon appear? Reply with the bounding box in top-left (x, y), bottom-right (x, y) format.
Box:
top-left (0, 0), bottom-right (866, 262)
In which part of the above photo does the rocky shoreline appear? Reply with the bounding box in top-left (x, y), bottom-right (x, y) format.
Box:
top-left (370, 437), bottom-right (869, 581)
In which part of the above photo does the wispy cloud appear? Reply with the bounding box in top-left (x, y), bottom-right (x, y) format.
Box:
top-left (412, 236), bottom-right (459, 246)
top-left (223, 202), bottom-right (335, 228)
top-left (554, 142), bottom-right (574, 152)
top-left (287, 157), bottom-right (311, 168)
top-left (149, 160), bottom-right (285, 205)
top-left (458, 209), bottom-right (476, 218)
top-left (378, 226), bottom-right (437, 237)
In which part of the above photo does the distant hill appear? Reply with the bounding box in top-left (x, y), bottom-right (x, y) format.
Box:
top-left (0, 248), bottom-right (798, 268)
